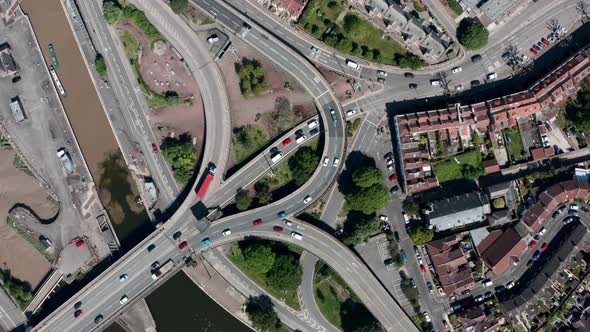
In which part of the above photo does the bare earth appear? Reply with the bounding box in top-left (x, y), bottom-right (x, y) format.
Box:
top-left (0, 149), bottom-right (52, 289)
top-left (118, 22), bottom-right (205, 152)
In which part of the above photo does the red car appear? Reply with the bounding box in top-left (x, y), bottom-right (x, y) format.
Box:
top-left (282, 138), bottom-right (292, 146)
top-left (75, 240), bottom-right (85, 247)
top-left (420, 264), bottom-right (426, 273)
top-left (530, 47), bottom-right (538, 55)
top-left (389, 173), bottom-right (398, 181)
top-left (151, 143), bottom-right (159, 154)
top-left (252, 219), bottom-right (263, 226)
top-left (541, 243), bottom-right (549, 251)
top-left (443, 320), bottom-right (450, 330)
top-left (74, 309), bottom-right (83, 318)
top-left (178, 241), bottom-right (188, 250)
top-left (541, 38), bottom-right (550, 46)
top-left (528, 240), bottom-right (537, 249)
top-left (273, 226), bottom-right (284, 233)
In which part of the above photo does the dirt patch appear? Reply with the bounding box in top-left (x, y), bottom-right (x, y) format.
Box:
top-left (0, 149), bottom-right (52, 289)
top-left (318, 67), bottom-right (364, 103)
top-left (117, 22), bottom-right (205, 161)
top-left (215, 37), bottom-right (316, 165)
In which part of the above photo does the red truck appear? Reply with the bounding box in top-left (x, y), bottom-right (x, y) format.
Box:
top-left (196, 165), bottom-right (216, 199)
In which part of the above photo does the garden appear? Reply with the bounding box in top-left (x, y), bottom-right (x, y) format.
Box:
top-left (432, 149), bottom-right (484, 183)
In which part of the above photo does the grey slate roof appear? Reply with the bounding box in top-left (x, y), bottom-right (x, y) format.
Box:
top-left (428, 192), bottom-right (486, 231)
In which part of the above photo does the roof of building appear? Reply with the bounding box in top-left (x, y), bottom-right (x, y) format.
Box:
top-left (482, 159), bottom-right (500, 174)
top-left (382, 3), bottom-right (407, 28)
top-left (470, 227), bottom-right (490, 249)
top-left (426, 237), bottom-right (474, 295)
top-left (428, 192), bottom-right (486, 231)
top-left (9, 99), bottom-right (24, 123)
top-left (479, 227), bottom-right (525, 275)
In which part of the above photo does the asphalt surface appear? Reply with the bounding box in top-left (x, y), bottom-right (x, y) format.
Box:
top-left (299, 252), bottom-right (338, 332)
top-left (0, 288), bottom-right (26, 331)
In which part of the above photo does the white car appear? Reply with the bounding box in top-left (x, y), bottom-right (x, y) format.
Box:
top-left (430, 79), bottom-right (441, 86)
top-left (386, 158), bottom-right (394, 166)
top-left (506, 281), bottom-right (515, 289)
top-left (402, 211), bottom-right (410, 224)
top-left (377, 70), bottom-right (387, 76)
top-left (330, 109), bottom-right (337, 122)
top-left (487, 72), bottom-right (497, 80)
top-left (282, 219), bottom-right (293, 227)
top-left (451, 67), bottom-right (462, 74)
top-left (120, 295), bottom-right (128, 305)
top-left (222, 229), bottom-right (231, 236)
top-left (323, 157), bottom-right (329, 167)
top-left (455, 85), bottom-right (464, 91)
top-left (482, 279), bottom-right (493, 287)
top-left (303, 195), bottom-right (312, 204)
top-left (307, 120), bottom-right (318, 129)
top-left (387, 164), bottom-right (394, 172)
top-left (333, 158), bottom-right (340, 167)
top-left (538, 227), bottom-right (546, 236)
top-left (311, 46), bottom-right (319, 54)
top-left (379, 215), bottom-right (389, 222)
top-left (290, 232), bottom-right (303, 240)
top-left (423, 312), bottom-right (431, 323)
top-left (346, 109), bottom-right (356, 117)
top-left (296, 135), bottom-right (306, 144)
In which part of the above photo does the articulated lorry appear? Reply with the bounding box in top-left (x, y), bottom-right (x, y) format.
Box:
top-left (151, 259), bottom-right (175, 280)
top-left (196, 164), bottom-right (216, 199)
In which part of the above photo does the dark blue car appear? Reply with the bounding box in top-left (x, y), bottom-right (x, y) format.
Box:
top-left (532, 250), bottom-right (541, 261)
top-left (400, 250), bottom-right (407, 263)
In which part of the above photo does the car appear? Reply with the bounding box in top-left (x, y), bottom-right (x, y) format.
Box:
top-left (520, 55), bottom-right (529, 63)
top-left (564, 216), bottom-right (574, 224)
top-left (120, 295), bottom-right (128, 305)
top-left (558, 205), bottom-right (567, 214)
top-left (400, 250), bottom-right (407, 263)
top-left (538, 227), bottom-right (547, 236)
top-left (391, 185), bottom-right (399, 193)
top-left (333, 158), bottom-right (340, 167)
top-left (323, 157), bottom-right (329, 167)
top-left (537, 42), bottom-right (546, 49)
top-left (541, 242), bottom-right (549, 251)
top-left (201, 238), bottom-right (211, 245)
top-left (252, 219), bottom-right (263, 226)
top-left (387, 164), bottom-right (394, 172)
top-left (303, 195), bottom-right (312, 204)
top-left (541, 38), bottom-right (550, 46)
top-left (552, 211), bottom-right (560, 218)
top-left (532, 250), bottom-right (542, 261)
top-left (282, 219), bottom-right (293, 227)
top-left (482, 279), bottom-right (493, 287)
top-left (278, 211), bottom-right (286, 217)
top-left (379, 215), bottom-right (389, 222)
top-left (384, 152), bottom-right (394, 159)
top-left (402, 211), bottom-right (410, 224)
top-left (408, 83), bottom-right (418, 89)
top-left (443, 320), bottom-right (450, 330)
top-left (484, 291), bottom-right (493, 299)
top-left (282, 138), bottom-right (292, 146)
top-left (471, 54), bottom-right (482, 62)
top-left (526, 259), bottom-right (534, 267)
top-left (506, 281), bottom-right (515, 289)
top-left (307, 120), bottom-right (318, 129)
top-left (147, 243), bottom-right (156, 252)
top-left (487, 72), bottom-right (497, 80)
top-left (151, 143), bottom-right (159, 154)
top-left (11, 76), bottom-right (21, 83)
top-left (178, 241), bottom-right (188, 250)
top-left (471, 80), bottom-right (480, 87)
top-left (389, 173), bottom-right (397, 181)
top-left (528, 240), bottom-right (537, 249)
top-left (386, 158), bottom-right (394, 166)
top-left (74, 309), bottom-right (83, 318)
top-left (151, 261), bottom-right (160, 270)
top-left (74, 301), bottom-right (82, 309)
top-left (404, 72), bottom-right (415, 79)
top-left (173, 231), bottom-right (182, 240)
top-left (377, 77), bottom-right (385, 83)
top-left (295, 135), bottom-right (306, 144)
top-left (394, 231), bottom-right (400, 242)
top-left (311, 46), bottom-right (319, 54)
top-left (548, 34), bottom-right (556, 43)
top-left (420, 264), bottom-right (426, 273)
top-left (310, 128), bottom-right (319, 135)
top-left (533, 44), bottom-right (542, 52)
top-left (273, 226), bottom-right (284, 233)
top-left (94, 314), bottom-right (103, 324)
top-left (330, 109), bottom-right (336, 122)
top-left (75, 240), bottom-right (85, 247)
top-left (334, 228), bottom-right (344, 237)
top-left (569, 209), bottom-right (579, 217)
top-left (426, 281), bottom-right (434, 293)
top-left (475, 295), bottom-right (484, 302)
top-left (410, 278), bottom-right (416, 288)
top-left (530, 47), bottom-right (538, 55)
top-left (451, 67), bottom-right (462, 73)
top-left (455, 85), bottom-right (464, 91)
top-left (119, 274), bottom-right (129, 282)
top-left (570, 204), bottom-right (579, 210)
top-left (346, 109), bottom-right (357, 117)
top-left (430, 79), bottom-right (441, 86)
top-left (423, 312), bottom-right (431, 323)
top-left (377, 70), bottom-right (387, 76)
top-left (290, 232), bottom-right (303, 240)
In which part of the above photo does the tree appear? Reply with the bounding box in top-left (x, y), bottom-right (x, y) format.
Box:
top-left (95, 53), bottom-right (107, 80)
top-left (266, 255), bottom-right (302, 289)
top-left (237, 60), bottom-right (268, 97)
top-left (546, 18), bottom-right (561, 36)
top-left (103, 0), bottom-right (124, 25)
top-left (269, 97), bottom-right (302, 132)
top-left (566, 87), bottom-right (590, 132)
top-left (345, 185), bottom-right (391, 215)
top-left (409, 226), bottom-right (433, 246)
top-left (170, 0), bottom-right (189, 14)
top-left (395, 53), bottom-right (426, 70)
top-left (457, 18), bottom-right (489, 50)
top-left (256, 183), bottom-right (273, 205)
top-left (160, 134), bottom-right (197, 184)
top-left (352, 320), bottom-right (382, 332)
top-left (402, 197), bottom-right (420, 216)
top-left (577, 1), bottom-right (590, 22)
top-left (502, 44), bottom-right (522, 71)
top-left (492, 197), bottom-right (506, 209)
top-left (289, 146), bottom-right (319, 186)
top-left (343, 215), bottom-right (382, 246)
top-left (236, 189), bottom-right (253, 211)
top-left (242, 243), bottom-right (276, 273)
top-left (352, 166), bottom-right (384, 188)
top-left (245, 297), bottom-right (280, 332)
top-left (434, 71), bottom-right (451, 95)
top-left (461, 164), bottom-right (482, 180)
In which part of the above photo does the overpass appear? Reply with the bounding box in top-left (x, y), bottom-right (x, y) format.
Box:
top-left (32, 0), bottom-right (416, 331)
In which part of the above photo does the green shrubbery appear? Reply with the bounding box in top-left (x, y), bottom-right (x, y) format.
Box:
top-left (237, 59), bottom-right (268, 97)
top-left (95, 53), bottom-right (107, 79)
top-left (160, 134), bottom-right (197, 184)
top-left (103, 0), bottom-right (163, 42)
top-left (0, 270), bottom-right (32, 308)
top-left (457, 18), bottom-right (488, 50)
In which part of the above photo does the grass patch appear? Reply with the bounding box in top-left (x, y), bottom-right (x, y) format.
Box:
top-left (504, 127), bottom-right (526, 161)
top-left (228, 242), bottom-right (301, 310)
top-left (414, 0), bottom-right (426, 12)
top-left (119, 29), bottom-right (140, 59)
top-left (432, 149), bottom-right (483, 183)
top-left (258, 139), bottom-right (320, 189)
top-left (232, 125), bottom-right (269, 164)
top-left (7, 216), bottom-right (51, 261)
top-left (447, 0), bottom-right (463, 17)
top-left (314, 280), bottom-right (343, 328)
top-left (298, 0), bottom-right (345, 39)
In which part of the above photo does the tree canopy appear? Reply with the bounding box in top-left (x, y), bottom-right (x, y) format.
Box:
top-left (256, 183), bottom-right (273, 205)
top-left (409, 226), bottom-right (434, 246)
top-left (289, 146), bottom-right (320, 186)
top-left (457, 19), bottom-right (489, 50)
top-left (266, 255), bottom-right (302, 290)
top-left (237, 60), bottom-right (268, 97)
top-left (236, 189), bottom-right (253, 211)
top-left (245, 298), bottom-right (280, 332)
top-left (242, 243), bottom-right (276, 274)
top-left (492, 197), bottom-right (506, 209)
top-left (160, 134), bottom-right (196, 184)
top-left (103, 1), bottom-right (124, 25)
top-left (95, 53), bottom-right (107, 80)
top-left (402, 197), bottom-right (420, 216)
top-left (170, 0), bottom-right (189, 14)
top-left (567, 86), bottom-right (590, 132)
top-left (345, 185), bottom-right (390, 215)
top-left (352, 166), bottom-right (384, 188)
top-left (343, 215), bottom-right (381, 246)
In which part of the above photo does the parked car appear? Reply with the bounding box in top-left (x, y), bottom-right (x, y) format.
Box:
top-left (346, 109), bottom-right (357, 117)
top-left (451, 67), bottom-right (462, 73)
top-left (455, 85), bottom-right (464, 91)
top-left (475, 295), bottom-right (484, 302)
top-left (391, 185), bottom-right (399, 193)
top-left (426, 281), bottom-right (434, 293)
top-left (94, 315), bottom-right (103, 324)
top-left (389, 173), bottom-right (397, 181)
top-left (423, 311), bottom-right (431, 323)
top-left (410, 278), bottom-right (416, 288)
top-left (173, 231), bottom-right (182, 240)
top-left (400, 249), bottom-right (407, 262)
top-left (282, 138), bottom-right (292, 146)
top-left (528, 240), bottom-right (537, 249)
top-left (323, 157), bottom-right (329, 167)
top-left (470, 80), bottom-right (481, 87)
top-left (487, 72), bottom-right (497, 80)
top-left (409, 83), bottom-right (418, 89)
top-left (377, 70), bottom-right (387, 76)
top-left (482, 279), bottom-right (493, 287)
top-left (278, 211), bottom-right (286, 217)
top-left (541, 243), bottom-right (549, 251)
top-left (471, 54), bottom-right (482, 62)
top-left (379, 215), bottom-right (389, 222)
top-left (532, 250), bottom-right (541, 261)
top-left (120, 295), bottom-right (128, 305)
top-left (11, 76), bottom-right (21, 83)
top-left (420, 265), bottom-right (426, 273)
top-left (538, 227), bottom-right (547, 236)
top-left (404, 72), bottom-right (415, 79)
top-left (147, 244), bottom-right (156, 252)
top-left (333, 158), bottom-right (340, 167)
top-left (530, 47), bottom-right (538, 55)
top-left (74, 309), bottom-right (83, 318)
top-left (541, 38), bottom-right (550, 46)
top-left (178, 241), bottom-right (188, 250)
top-left (506, 281), bottom-right (515, 289)
top-left (394, 231), bottom-right (400, 242)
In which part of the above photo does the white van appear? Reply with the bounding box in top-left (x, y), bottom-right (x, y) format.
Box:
top-left (270, 152), bottom-right (283, 164)
top-left (307, 120), bottom-right (318, 129)
top-left (290, 232), bottom-right (303, 240)
top-left (346, 60), bottom-right (360, 69)
top-left (430, 80), bottom-right (441, 86)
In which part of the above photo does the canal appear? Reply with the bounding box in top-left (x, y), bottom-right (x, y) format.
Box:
top-left (21, 0), bottom-right (247, 330)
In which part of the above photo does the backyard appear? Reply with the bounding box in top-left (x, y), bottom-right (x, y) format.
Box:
top-left (504, 127), bottom-right (526, 162)
top-left (432, 149), bottom-right (483, 183)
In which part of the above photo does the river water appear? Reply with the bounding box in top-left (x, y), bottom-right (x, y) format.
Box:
top-left (21, 0), bottom-right (246, 330)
